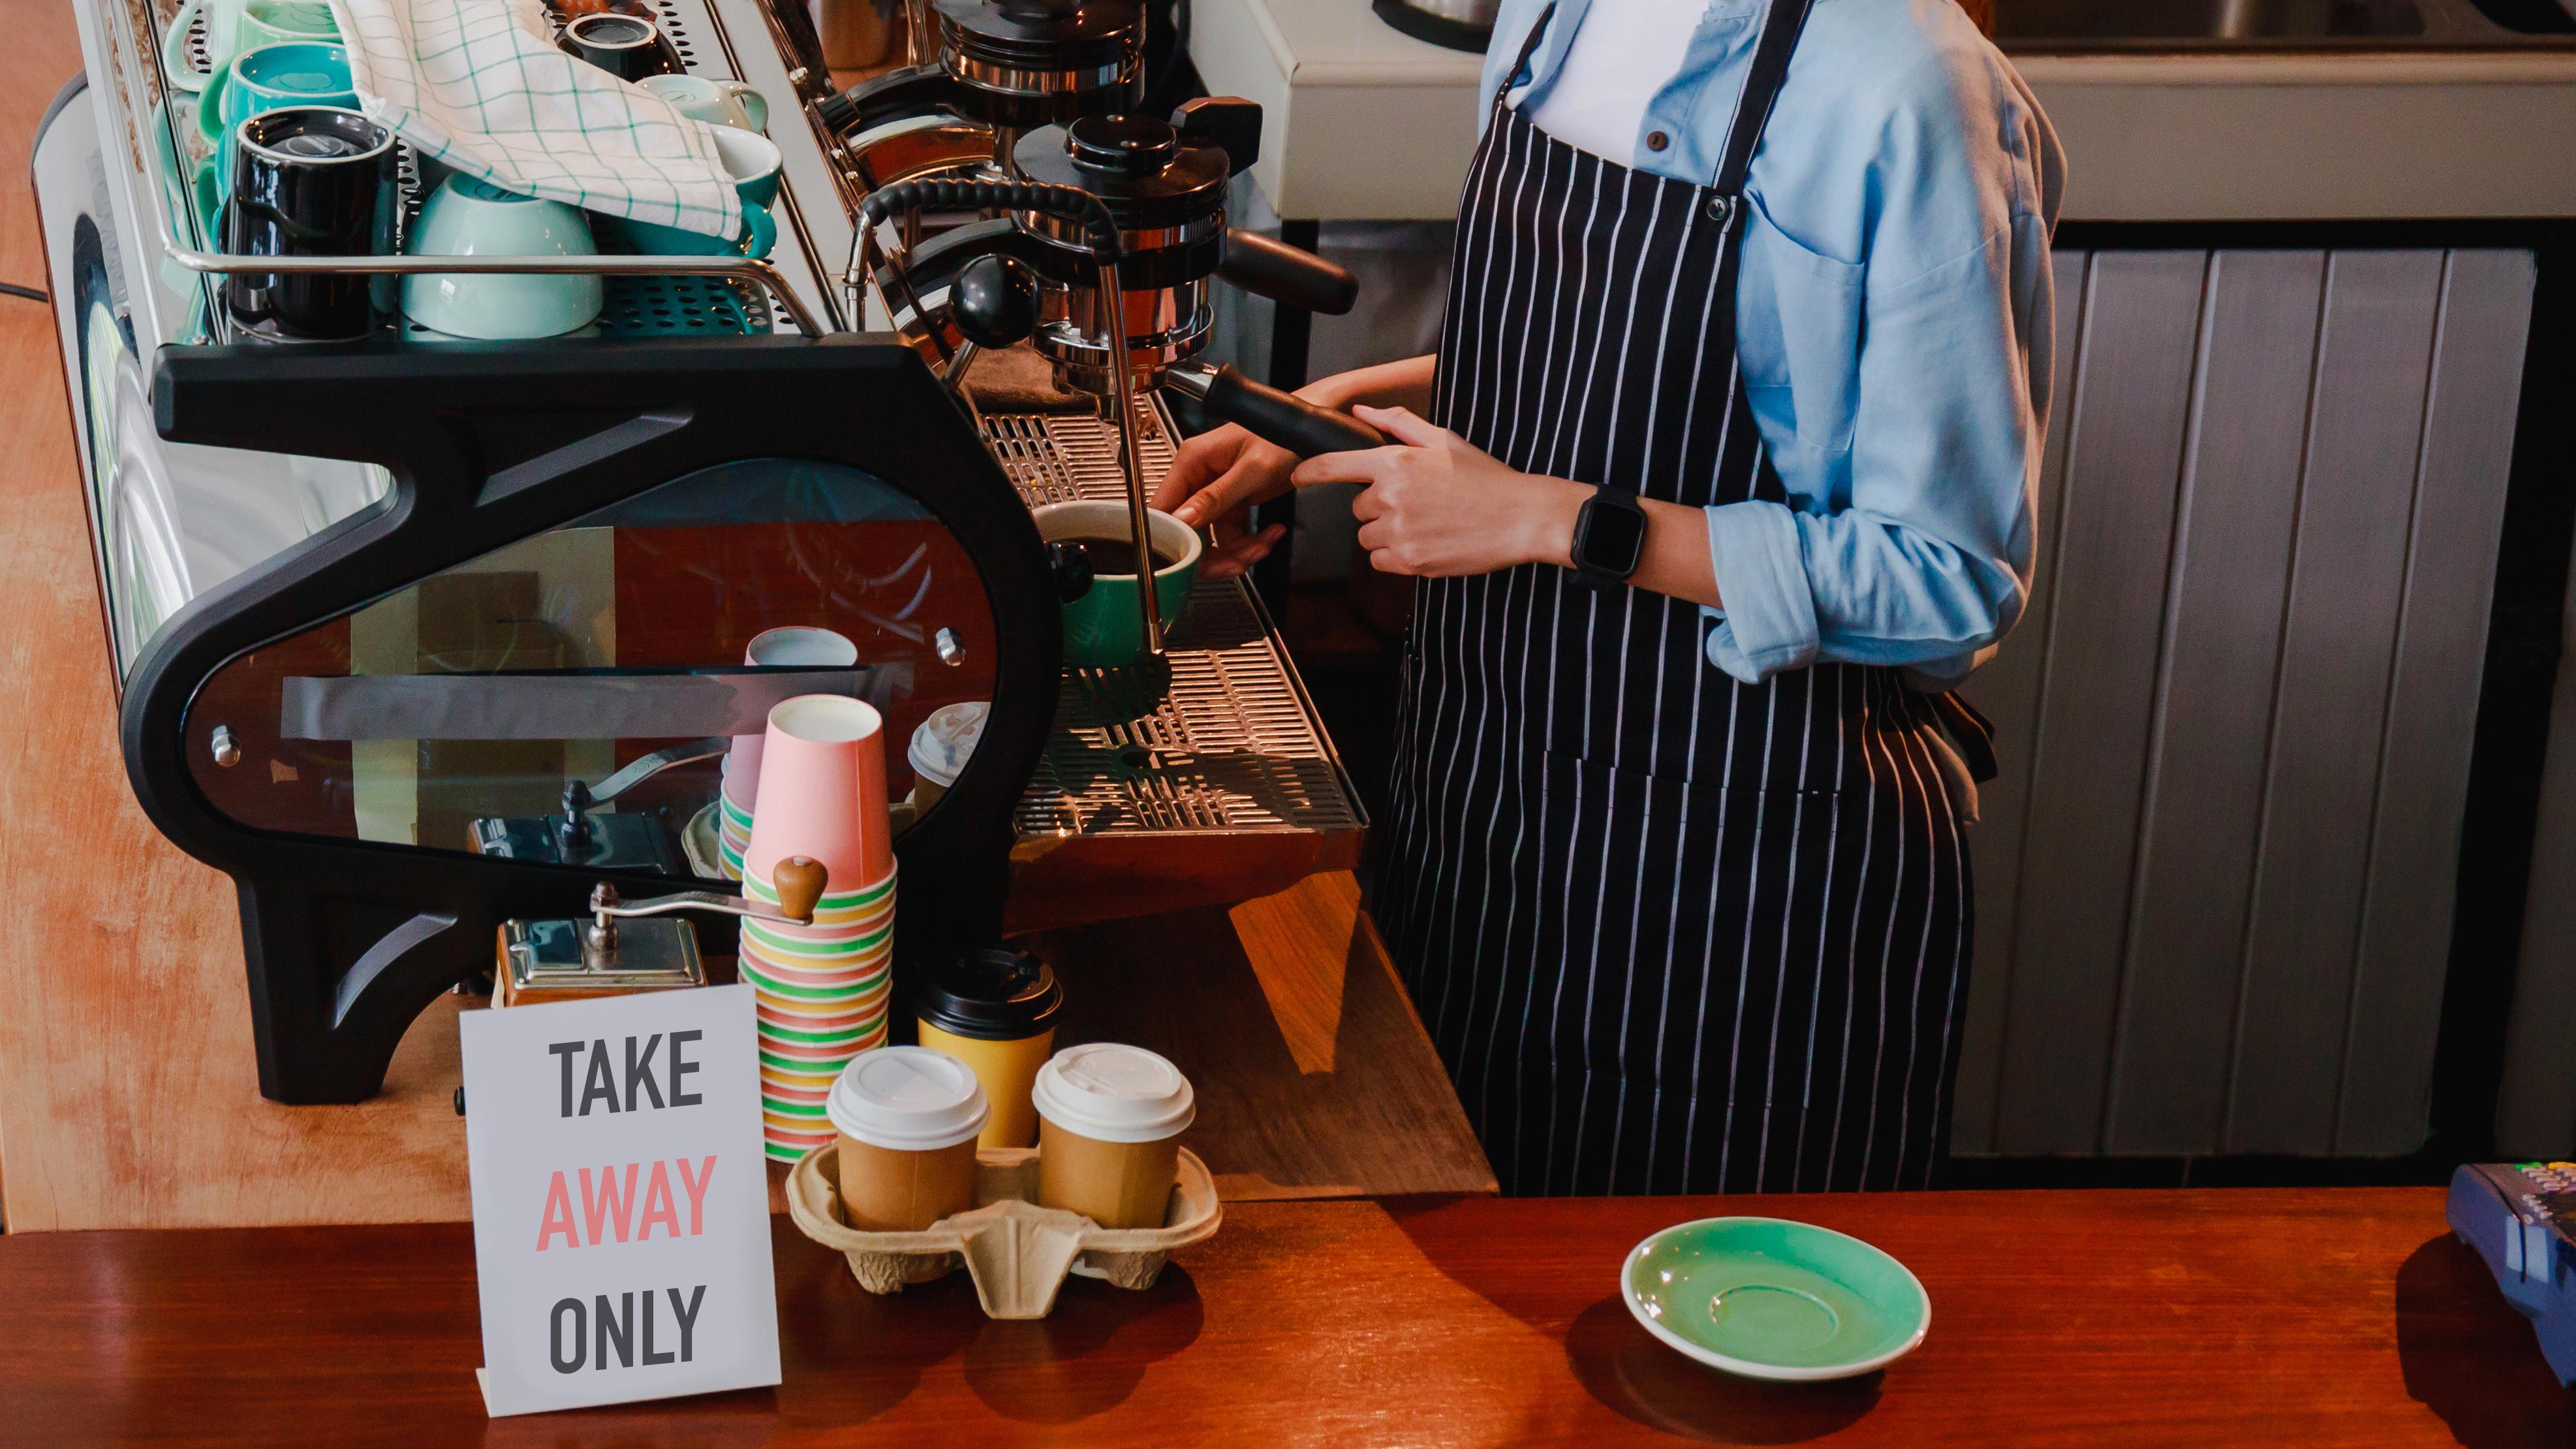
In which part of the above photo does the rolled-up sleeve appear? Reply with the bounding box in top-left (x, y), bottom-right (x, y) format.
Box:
top-left (1701, 46), bottom-right (2058, 688)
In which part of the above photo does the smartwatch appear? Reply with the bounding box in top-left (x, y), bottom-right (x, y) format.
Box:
top-left (1570, 486), bottom-right (1647, 591)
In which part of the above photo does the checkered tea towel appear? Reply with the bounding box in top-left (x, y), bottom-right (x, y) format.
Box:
top-left (326, 0), bottom-right (741, 238)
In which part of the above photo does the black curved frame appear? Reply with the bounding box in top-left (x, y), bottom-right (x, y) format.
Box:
top-left (129, 332), bottom-right (1060, 1103)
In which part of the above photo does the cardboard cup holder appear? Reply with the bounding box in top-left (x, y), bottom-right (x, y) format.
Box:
top-left (786, 1142), bottom-right (1221, 1319)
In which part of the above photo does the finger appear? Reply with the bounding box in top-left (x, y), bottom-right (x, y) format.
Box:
top-left (1198, 523), bottom-right (1286, 581)
top-left (1173, 452), bottom-right (1279, 527)
top-left (1290, 447), bottom-right (1395, 489)
top-left (1367, 547), bottom-right (1415, 578)
top-left (1354, 517), bottom-right (1393, 552)
top-left (1348, 484), bottom-right (1387, 523)
top-left (1151, 428), bottom-right (1247, 512)
top-left (1351, 404), bottom-right (1455, 449)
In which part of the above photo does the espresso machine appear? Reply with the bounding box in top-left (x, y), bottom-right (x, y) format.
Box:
top-left (35, 0), bottom-right (1365, 1104)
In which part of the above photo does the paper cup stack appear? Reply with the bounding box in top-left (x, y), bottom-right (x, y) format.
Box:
top-left (742, 692), bottom-right (899, 1162)
top-left (722, 627), bottom-right (859, 883)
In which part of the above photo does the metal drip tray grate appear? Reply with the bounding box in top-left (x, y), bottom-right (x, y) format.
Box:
top-left (984, 406), bottom-right (1364, 842)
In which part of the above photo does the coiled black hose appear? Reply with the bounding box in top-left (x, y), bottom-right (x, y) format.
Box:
top-left (859, 179), bottom-right (1122, 266)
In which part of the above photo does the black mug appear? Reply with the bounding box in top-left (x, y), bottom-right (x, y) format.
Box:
top-left (559, 12), bottom-right (682, 79)
top-left (223, 106), bottom-right (397, 341)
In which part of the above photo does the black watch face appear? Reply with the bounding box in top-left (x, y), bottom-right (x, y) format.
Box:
top-left (1581, 496), bottom-right (1649, 576)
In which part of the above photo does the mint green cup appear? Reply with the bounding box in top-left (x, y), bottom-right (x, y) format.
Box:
top-left (606, 203), bottom-right (777, 258)
top-left (200, 40), bottom-right (355, 151)
top-left (1032, 500), bottom-right (1202, 668)
top-left (400, 176), bottom-right (604, 339)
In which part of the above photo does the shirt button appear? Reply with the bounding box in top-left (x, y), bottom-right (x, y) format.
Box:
top-left (1646, 130), bottom-right (1670, 152)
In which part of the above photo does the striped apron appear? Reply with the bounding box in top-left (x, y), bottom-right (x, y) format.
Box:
top-left (1376, 0), bottom-right (1973, 1196)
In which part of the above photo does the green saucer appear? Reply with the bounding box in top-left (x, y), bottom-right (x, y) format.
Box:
top-left (1622, 1217), bottom-right (1928, 1380)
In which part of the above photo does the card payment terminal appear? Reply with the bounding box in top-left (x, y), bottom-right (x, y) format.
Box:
top-left (2447, 1161), bottom-right (2576, 1386)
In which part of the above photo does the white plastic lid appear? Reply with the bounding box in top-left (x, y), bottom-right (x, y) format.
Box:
top-left (826, 1047), bottom-right (989, 1151)
top-left (908, 702), bottom-right (991, 788)
top-left (1031, 1042), bottom-right (1196, 1144)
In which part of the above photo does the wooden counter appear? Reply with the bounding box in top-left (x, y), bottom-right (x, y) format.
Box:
top-left (2, 1186), bottom-right (2568, 1444)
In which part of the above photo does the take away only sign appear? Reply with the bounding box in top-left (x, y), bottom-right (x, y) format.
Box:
top-left (460, 984), bottom-right (782, 1416)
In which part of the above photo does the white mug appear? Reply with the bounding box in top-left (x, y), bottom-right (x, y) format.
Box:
top-left (635, 74), bottom-right (768, 132)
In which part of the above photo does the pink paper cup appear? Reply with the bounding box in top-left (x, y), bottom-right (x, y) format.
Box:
top-left (745, 694), bottom-right (893, 888)
top-left (729, 627), bottom-right (857, 817)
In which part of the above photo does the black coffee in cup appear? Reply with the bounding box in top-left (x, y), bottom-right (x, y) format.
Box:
top-left (1059, 533), bottom-right (1179, 577)
top-left (223, 106), bottom-right (396, 341)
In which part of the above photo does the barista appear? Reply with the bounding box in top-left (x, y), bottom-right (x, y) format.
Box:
top-left (1155, 0), bottom-right (2062, 1194)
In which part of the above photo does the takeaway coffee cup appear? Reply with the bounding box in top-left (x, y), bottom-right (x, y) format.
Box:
top-left (1032, 1043), bottom-right (1194, 1229)
top-left (826, 1046), bottom-right (989, 1231)
top-left (914, 946), bottom-right (1063, 1149)
top-left (905, 700), bottom-right (988, 816)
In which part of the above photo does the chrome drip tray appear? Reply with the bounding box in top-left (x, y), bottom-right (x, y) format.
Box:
top-left (985, 403), bottom-right (1366, 928)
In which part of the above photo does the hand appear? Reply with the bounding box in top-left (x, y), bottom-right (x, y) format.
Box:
top-left (1151, 422), bottom-right (1293, 582)
top-left (1290, 406), bottom-right (1588, 578)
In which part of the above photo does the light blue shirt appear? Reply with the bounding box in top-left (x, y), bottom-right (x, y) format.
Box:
top-left (1482, 0), bottom-right (2066, 687)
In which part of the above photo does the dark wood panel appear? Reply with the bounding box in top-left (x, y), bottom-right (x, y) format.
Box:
top-left (2105, 250), bottom-right (2323, 1155)
top-left (1951, 249), bottom-right (2090, 1157)
top-left (0, 1189), bottom-right (2566, 1446)
top-left (2230, 251), bottom-right (2446, 1155)
top-left (2340, 251), bottom-right (2534, 1155)
top-left (1994, 251), bottom-right (2208, 1154)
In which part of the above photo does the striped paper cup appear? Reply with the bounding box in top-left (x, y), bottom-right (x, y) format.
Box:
top-left (736, 928), bottom-right (896, 974)
top-left (758, 1028), bottom-right (880, 1069)
top-left (760, 1001), bottom-right (885, 1040)
top-left (748, 855), bottom-right (892, 902)
top-left (758, 1010), bottom-right (880, 1045)
top-left (738, 943), bottom-right (892, 991)
top-left (740, 916), bottom-right (894, 963)
top-left (761, 1126), bottom-right (835, 1161)
top-left (756, 1008), bottom-right (882, 1044)
top-left (762, 1104), bottom-right (833, 1136)
top-left (739, 948), bottom-right (892, 997)
top-left (757, 994), bottom-right (891, 1031)
top-left (749, 982), bottom-right (892, 1023)
top-left (747, 862), bottom-right (895, 927)
top-left (758, 1068), bottom-right (840, 1102)
top-left (761, 1051), bottom-right (863, 1083)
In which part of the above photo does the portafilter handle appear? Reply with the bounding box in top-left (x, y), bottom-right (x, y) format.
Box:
top-left (1166, 362), bottom-right (1386, 460)
top-left (1218, 228), bottom-right (1358, 316)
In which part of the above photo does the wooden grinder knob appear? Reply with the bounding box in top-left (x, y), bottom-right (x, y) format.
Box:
top-left (773, 856), bottom-right (828, 924)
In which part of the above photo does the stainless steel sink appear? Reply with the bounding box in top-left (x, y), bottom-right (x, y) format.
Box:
top-left (1994, 0), bottom-right (2574, 48)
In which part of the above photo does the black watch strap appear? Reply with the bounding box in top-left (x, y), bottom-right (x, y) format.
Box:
top-left (1570, 486), bottom-right (1647, 591)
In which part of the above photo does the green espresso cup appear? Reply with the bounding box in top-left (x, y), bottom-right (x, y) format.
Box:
top-left (200, 39), bottom-right (356, 149)
top-left (1032, 499), bottom-right (1202, 668)
top-left (605, 202), bottom-right (777, 258)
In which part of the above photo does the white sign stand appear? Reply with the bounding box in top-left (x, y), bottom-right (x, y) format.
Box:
top-left (460, 984), bottom-right (782, 1417)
